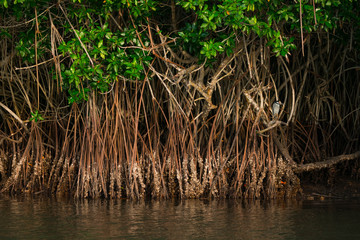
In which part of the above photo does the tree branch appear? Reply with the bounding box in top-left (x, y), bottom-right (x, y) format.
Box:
top-left (294, 151), bottom-right (360, 173)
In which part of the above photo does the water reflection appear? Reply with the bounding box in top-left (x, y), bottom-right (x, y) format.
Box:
top-left (0, 196), bottom-right (360, 239)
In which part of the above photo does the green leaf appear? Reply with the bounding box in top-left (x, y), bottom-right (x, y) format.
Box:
top-left (98, 40), bottom-right (103, 48)
top-left (105, 32), bottom-right (112, 39)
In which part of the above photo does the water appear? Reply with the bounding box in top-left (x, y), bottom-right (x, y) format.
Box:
top-left (1, 196), bottom-right (360, 240)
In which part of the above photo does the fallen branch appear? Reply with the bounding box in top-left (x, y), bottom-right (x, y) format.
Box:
top-left (294, 151), bottom-right (360, 173)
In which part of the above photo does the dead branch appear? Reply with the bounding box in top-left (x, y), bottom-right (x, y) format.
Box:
top-left (294, 151), bottom-right (360, 172)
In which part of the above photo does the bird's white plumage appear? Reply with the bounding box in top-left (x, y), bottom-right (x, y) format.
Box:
top-left (272, 101), bottom-right (282, 117)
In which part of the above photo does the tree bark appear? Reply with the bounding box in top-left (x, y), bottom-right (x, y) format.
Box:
top-left (294, 151), bottom-right (360, 173)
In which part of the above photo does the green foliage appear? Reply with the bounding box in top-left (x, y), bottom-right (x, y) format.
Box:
top-left (177, 0), bottom-right (345, 59)
top-left (55, 1), bottom-right (155, 103)
top-left (178, 23), bottom-right (209, 56)
top-left (1, 0), bottom-right (155, 104)
top-left (0, 0), bottom-right (8, 8)
top-left (29, 110), bottom-right (44, 122)
top-left (1, 0), bottom-right (359, 104)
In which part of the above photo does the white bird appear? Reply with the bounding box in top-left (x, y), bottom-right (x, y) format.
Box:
top-left (272, 101), bottom-right (283, 118)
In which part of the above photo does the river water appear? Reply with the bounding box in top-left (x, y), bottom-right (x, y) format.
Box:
top-left (1, 196), bottom-right (360, 239)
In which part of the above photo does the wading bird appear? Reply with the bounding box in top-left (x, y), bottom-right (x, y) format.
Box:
top-left (272, 101), bottom-right (283, 118)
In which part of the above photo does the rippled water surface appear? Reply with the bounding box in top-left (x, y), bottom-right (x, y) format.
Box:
top-left (1, 196), bottom-right (360, 239)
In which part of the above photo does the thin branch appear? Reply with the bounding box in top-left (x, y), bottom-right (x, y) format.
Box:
top-left (59, 4), bottom-right (94, 67)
